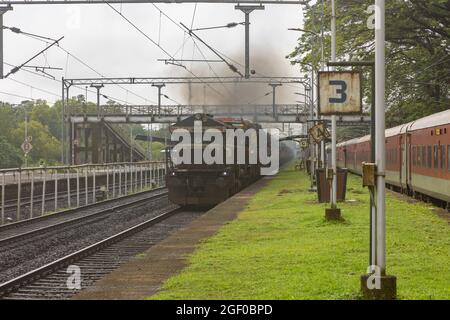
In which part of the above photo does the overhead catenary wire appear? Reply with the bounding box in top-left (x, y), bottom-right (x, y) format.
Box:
top-left (5, 25), bottom-right (156, 104)
top-left (3, 62), bottom-right (140, 107)
top-left (106, 2), bottom-right (226, 98)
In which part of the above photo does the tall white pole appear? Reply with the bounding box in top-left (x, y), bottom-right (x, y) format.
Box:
top-left (375, 0), bottom-right (386, 274)
top-left (330, 0), bottom-right (337, 208)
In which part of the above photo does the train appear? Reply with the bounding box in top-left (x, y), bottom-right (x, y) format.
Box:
top-left (336, 109), bottom-right (450, 208)
top-left (166, 114), bottom-right (293, 206)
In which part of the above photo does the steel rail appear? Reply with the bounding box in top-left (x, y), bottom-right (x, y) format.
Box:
top-left (0, 206), bottom-right (179, 298)
top-left (0, 189), bottom-right (168, 246)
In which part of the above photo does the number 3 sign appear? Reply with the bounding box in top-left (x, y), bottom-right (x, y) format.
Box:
top-left (318, 71), bottom-right (362, 115)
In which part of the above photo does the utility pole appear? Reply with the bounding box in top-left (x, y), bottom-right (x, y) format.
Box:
top-left (235, 4), bottom-right (265, 79)
top-left (268, 83), bottom-right (282, 120)
top-left (0, 5), bottom-right (12, 79)
top-left (152, 83), bottom-right (165, 116)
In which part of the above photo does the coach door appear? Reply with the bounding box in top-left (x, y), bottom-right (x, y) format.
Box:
top-left (406, 133), bottom-right (412, 190)
top-left (400, 135), bottom-right (406, 189)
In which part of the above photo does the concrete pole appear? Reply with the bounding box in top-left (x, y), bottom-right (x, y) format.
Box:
top-left (330, 0), bottom-right (338, 209)
top-left (375, 0), bottom-right (386, 274)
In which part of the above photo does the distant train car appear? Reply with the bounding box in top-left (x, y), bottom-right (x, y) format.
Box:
top-left (337, 109), bottom-right (450, 208)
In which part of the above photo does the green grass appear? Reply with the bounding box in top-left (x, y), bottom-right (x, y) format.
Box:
top-left (151, 165), bottom-right (450, 300)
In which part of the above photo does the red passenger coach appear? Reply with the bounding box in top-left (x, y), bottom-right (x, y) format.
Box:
top-left (337, 110), bottom-right (450, 208)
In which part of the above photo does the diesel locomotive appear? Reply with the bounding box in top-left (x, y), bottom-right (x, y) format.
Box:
top-left (166, 114), bottom-right (292, 206)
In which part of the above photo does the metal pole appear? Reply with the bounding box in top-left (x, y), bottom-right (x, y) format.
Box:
top-left (76, 168), bottom-right (80, 207)
top-left (91, 84), bottom-right (104, 118)
top-left (54, 169), bottom-right (58, 211)
top-left (112, 165), bottom-right (116, 198)
top-left (150, 163), bottom-right (153, 189)
top-left (330, 0), bottom-right (338, 210)
top-left (1, 172), bottom-right (5, 224)
top-left (17, 169), bottom-right (21, 221)
top-left (125, 165), bottom-right (128, 195)
top-left (24, 110), bottom-right (28, 168)
top-left (93, 166), bottom-right (96, 203)
top-left (30, 170), bottom-right (34, 218)
top-left (269, 83), bottom-right (282, 119)
top-left (139, 165), bottom-right (144, 191)
top-left (119, 165), bottom-right (122, 196)
top-left (130, 127), bottom-right (133, 163)
top-left (71, 120), bottom-right (75, 165)
top-left (61, 78), bottom-right (65, 164)
top-left (66, 169), bottom-right (71, 209)
top-left (85, 168), bottom-right (88, 205)
top-left (235, 5), bottom-right (264, 79)
top-left (0, 6), bottom-right (13, 79)
top-left (375, 0), bottom-right (386, 274)
top-left (370, 64), bottom-right (376, 267)
top-left (41, 169), bottom-right (46, 216)
top-left (106, 165), bottom-right (109, 199)
top-left (244, 11), bottom-right (250, 79)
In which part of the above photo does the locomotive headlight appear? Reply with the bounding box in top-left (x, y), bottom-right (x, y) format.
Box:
top-left (220, 171), bottom-right (229, 177)
top-left (169, 172), bottom-right (176, 177)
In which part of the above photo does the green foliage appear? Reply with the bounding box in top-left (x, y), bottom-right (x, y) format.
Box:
top-left (11, 120), bottom-right (61, 166)
top-left (151, 166), bottom-right (450, 300)
top-left (0, 136), bottom-right (23, 169)
top-left (288, 0), bottom-right (449, 127)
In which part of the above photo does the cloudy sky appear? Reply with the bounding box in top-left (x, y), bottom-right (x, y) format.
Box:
top-left (1, 2), bottom-right (307, 107)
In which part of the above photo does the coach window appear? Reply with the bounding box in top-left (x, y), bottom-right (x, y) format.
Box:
top-left (448, 145), bottom-right (450, 171)
top-left (434, 145), bottom-right (439, 169)
top-left (427, 146), bottom-right (432, 168)
top-left (417, 146), bottom-right (421, 167)
top-left (422, 146), bottom-right (426, 168)
top-left (440, 145), bottom-right (445, 170)
top-left (412, 146), bottom-right (416, 166)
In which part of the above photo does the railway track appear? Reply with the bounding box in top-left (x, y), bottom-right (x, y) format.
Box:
top-left (0, 208), bottom-right (203, 300)
top-left (0, 188), bottom-right (168, 247)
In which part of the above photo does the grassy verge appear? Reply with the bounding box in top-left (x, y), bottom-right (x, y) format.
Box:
top-left (151, 165), bottom-right (450, 300)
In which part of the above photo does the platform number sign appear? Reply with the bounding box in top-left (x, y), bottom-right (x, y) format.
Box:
top-left (318, 71), bottom-right (362, 115)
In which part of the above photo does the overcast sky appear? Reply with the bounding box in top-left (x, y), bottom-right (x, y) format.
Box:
top-left (1, 2), bottom-right (307, 107)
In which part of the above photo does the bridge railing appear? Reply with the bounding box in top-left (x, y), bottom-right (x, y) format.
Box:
top-left (0, 161), bottom-right (166, 225)
top-left (81, 104), bottom-right (308, 117)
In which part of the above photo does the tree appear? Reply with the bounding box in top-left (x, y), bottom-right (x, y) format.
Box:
top-left (288, 0), bottom-right (449, 129)
top-left (11, 120), bottom-right (61, 165)
top-left (0, 103), bottom-right (17, 141)
top-left (0, 136), bottom-right (23, 169)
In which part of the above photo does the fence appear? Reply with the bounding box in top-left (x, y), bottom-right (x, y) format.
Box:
top-left (0, 161), bottom-right (166, 225)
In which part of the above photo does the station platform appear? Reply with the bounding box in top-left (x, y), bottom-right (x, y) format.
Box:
top-left (72, 176), bottom-right (273, 300)
top-left (74, 166), bottom-right (449, 300)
